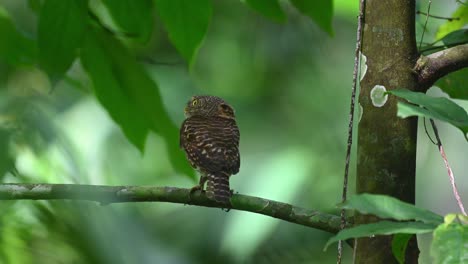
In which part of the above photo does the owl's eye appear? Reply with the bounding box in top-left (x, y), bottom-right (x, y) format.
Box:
top-left (192, 99), bottom-right (199, 106)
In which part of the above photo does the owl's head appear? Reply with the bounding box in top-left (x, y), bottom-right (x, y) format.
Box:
top-left (184, 95), bottom-right (235, 119)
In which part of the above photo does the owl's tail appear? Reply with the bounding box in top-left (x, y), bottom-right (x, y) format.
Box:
top-left (206, 172), bottom-right (232, 206)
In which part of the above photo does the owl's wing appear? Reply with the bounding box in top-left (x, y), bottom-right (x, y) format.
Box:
top-left (227, 123), bottom-right (240, 175)
top-left (181, 116), bottom-right (240, 174)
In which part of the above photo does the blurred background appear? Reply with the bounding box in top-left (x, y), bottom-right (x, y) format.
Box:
top-left (0, 0), bottom-right (466, 263)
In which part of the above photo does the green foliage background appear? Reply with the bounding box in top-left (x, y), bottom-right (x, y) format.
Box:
top-left (0, 0), bottom-right (466, 263)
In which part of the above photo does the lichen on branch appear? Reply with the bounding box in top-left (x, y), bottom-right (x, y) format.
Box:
top-left (415, 44), bottom-right (468, 91)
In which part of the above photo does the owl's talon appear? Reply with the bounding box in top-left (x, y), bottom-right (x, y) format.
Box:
top-left (188, 185), bottom-right (204, 202)
top-left (190, 185), bottom-right (201, 193)
top-left (189, 185), bottom-right (204, 194)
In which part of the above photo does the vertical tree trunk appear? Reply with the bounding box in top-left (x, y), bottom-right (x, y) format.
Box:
top-left (356, 0), bottom-right (419, 263)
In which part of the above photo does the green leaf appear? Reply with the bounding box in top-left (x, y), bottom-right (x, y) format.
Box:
top-left (0, 7), bottom-right (37, 65)
top-left (436, 5), bottom-right (468, 40)
top-left (102, 0), bottom-right (154, 43)
top-left (388, 89), bottom-right (468, 140)
top-left (155, 0), bottom-right (212, 65)
top-left (38, 0), bottom-right (88, 80)
top-left (392, 233), bottom-right (413, 264)
top-left (431, 215), bottom-right (468, 264)
top-left (324, 221), bottom-right (436, 250)
top-left (290, 0), bottom-right (333, 36)
top-left (342, 194), bottom-right (443, 224)
top-left (81, 28), bottom-right (195, 178)
top-left (80, 29), bottom-right (149, 151)
top-left (435, 68), bottom-right (468, 100)
top-left (398, 101), bottom-right (468, 139)
top-left (440, 29), bottom-right (468, 47)
top-left (245, 0), bottom-right (286, 22)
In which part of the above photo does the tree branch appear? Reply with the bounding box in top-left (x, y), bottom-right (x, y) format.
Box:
top-left (0, 183), bottom-right (343, 234)
top-left (415, 44), bottom-right (468, 91)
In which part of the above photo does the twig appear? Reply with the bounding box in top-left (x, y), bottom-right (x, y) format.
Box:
top-left (416, 11), bottom-right (459, 21)
top-left (429, 119), bottom-right (467, 216)
top-left (423, 118), bottom-right (437, 145)
top-left (0, 183), bottom-right (346, 233)
top-left (418, 1), bottom-right (432, 51)
top-left (419, 42), bottom-right (468, 53)
top-left (337, 0), bottom-right (365, 263)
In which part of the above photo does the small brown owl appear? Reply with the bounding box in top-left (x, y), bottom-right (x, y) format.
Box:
top-left (180, 95), bottom-right (240, 206)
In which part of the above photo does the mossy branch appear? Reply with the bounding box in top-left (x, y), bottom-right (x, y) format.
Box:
top-left (415, 44), bottom-right (468, 91)
top-left (0, 183), bottom-right (343, 234)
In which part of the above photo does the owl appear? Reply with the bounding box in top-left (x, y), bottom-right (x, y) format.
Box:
top-left (180, 95), bottom-right (240, 206)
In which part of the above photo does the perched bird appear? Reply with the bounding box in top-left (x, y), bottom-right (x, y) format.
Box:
top-left (180, 95), bottom-right (240, 206)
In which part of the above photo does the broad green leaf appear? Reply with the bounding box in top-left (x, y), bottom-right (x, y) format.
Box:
top-left (392, 233), bottom-right (413, 264)
top-left (431, 214), bottom-right (468, 264)
top-left (155, 0), bottom-right (212, 65)
top-left (341, 194), bottom-right (443, 224)
top-left (81, 29), bottom-right (149, 151)
top-left (435, 68), bottom-right (468, 100)
top-left (460, 215), bottom-right (468, 225)
top-left (290, 0), bottom-right (333, 36)
top-left (398, 101), bottom-right (468, 139)
top-left (102, 0), bottom-right (154, 43)
top-left (436, 5), bottom-right (468, 40)
top-left (445, 213), bottom-right (458, 224)
top-left (38, 0), bottom-right (88, 80)
top-left (0, 7), bottom-right (36, 65)
top-left (324, 221), bottom-right (436, 250)
top-left (389, 89), bottom-right (468, 140)
top-left (441, 29), bottom-right (468, 47)
top-left (245, 0), bottom-right (286, 22)
top-left (81, 28), bottom-right (195, 178)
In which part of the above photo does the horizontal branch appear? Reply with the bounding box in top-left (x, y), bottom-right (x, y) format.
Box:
top-left (415, 43), bottom-right (468, 91)
top-left (0, 183), bottom-right (343, 234)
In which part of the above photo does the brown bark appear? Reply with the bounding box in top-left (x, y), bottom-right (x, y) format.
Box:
top-left (356, 0), bottom-right (419, 263)
top-left (415, 44), bottom-right (468, 91)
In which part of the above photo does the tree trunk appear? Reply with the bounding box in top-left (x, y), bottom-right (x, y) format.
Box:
top-left (356, 0), bottom-right (419, 263)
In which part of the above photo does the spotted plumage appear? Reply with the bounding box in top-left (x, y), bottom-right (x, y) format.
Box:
top-left (180, 95), bottom-right (240, 205)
